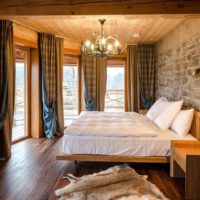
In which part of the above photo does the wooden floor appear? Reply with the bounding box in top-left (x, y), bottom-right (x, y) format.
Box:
top-left (0, 137), bottom-right (185, 200)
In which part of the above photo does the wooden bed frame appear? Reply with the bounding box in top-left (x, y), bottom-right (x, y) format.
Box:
top-left (56, 111), bottom-right (200, 163)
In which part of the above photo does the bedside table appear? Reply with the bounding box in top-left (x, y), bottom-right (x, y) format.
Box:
top-left (140, 109), bottom-right (148, 115)
top-left (170, 141), bottom-right (200, 200)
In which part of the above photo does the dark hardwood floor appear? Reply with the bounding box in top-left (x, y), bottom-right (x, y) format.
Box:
top-left (0, 137), bottom-right (185, 200)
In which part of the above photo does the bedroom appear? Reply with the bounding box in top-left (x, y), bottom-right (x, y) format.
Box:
top-left (0, 1), bottom-right (200, 200)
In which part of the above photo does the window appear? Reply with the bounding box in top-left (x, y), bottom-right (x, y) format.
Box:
top-left (63, 56), bottom-right (79, 126)
top-left (105, 61), bottom-right (125, 112)
top-left (12, 48), bottom-right (29, 142)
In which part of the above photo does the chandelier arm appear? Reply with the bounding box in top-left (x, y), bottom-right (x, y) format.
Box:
top-left (105, 36), bottom-right (118, 41)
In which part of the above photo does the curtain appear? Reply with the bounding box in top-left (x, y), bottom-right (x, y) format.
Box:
top-left (96, 56), bottom-right (107, 111)
top-left (82, 54), bottom-right (107, 111)
top-left (39, 33), bottom-right (64, 138)
top-left (0, 20), bottom-right (15, 159)
top-left (55, 37), bottom-right (64, 133)
top-left (138, 45), bottom-right (156, 109)
top-left (126, 45), bottom-right (140, 112)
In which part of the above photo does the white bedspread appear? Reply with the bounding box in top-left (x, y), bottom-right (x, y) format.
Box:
top-left (63, 132), bottom-right (196, 156)
top-left (64, 111), bottom-right (159, 137)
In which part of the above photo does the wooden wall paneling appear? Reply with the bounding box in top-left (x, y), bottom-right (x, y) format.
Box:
top-left (63, 38), bottom-right (80, 51)
top-left (1, 1), bottom-right (200, 15)
top-left (13, 23), bottom-right (38, 48)
top-left (30, 49), bottom-right (44, 138)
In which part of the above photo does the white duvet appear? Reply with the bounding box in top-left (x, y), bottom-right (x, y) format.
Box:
top-left (64, 111), bottom-right (159, 137)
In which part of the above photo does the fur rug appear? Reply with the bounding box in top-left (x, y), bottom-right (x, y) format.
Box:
top-left (55, 164), bottom-right (169, 200)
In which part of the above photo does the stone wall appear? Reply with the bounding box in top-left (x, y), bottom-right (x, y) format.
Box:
top-left (156, 19), bottom-right (200, 111)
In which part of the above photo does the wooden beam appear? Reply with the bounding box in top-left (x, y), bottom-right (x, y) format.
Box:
top-left (1, 1), bottom-right (200, 15)
top-left (64, 48), bottom-right (80, 56)
top-left (14, 36), bottom-right (38, 48)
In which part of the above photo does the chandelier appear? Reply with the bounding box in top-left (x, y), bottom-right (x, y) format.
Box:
top-left (81, 19), bottom-right (126, 57)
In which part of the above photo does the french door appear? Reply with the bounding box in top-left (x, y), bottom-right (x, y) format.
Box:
top-left (63, 56), bottom-right (81, 127)
top-left (12, 47), bottom-right (30, 142)
top-left (105, 60), bottom-right (125, 112)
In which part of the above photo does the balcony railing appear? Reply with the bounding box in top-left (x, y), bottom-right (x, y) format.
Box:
top-left (63, 85), bottom-right (78, 126)
top-left (12, 88), bottom-right (25, 141)
top-left (62, 87), bottom-right (125, 125)
top-left (105, 89), bottom-right (124, 112)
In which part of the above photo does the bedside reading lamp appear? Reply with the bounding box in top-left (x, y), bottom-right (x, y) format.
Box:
top-left (192, 68), bottom-right (200, 77)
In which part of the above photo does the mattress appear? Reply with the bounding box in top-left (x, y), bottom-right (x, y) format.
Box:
top-left (63, 111), bottom-right (196, 157)
top-left (63, 130), bottom-right (196, 157)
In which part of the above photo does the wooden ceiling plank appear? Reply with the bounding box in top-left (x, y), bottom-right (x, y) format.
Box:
top-left (1, 1), bottom-right (200, 15)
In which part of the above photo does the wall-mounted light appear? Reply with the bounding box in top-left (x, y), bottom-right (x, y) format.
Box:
top-left (192, 68), bottom-right (200, 77)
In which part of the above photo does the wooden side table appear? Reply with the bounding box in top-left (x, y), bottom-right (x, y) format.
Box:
top-left (140, 109), bottom-right (148, 115)
top-left (170, 141), bottom-right (200, 200)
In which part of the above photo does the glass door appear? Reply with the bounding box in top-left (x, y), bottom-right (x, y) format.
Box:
top-left (105, 62), bottom-right (125, 112)
top-left (12, 48), bottom-right (29, 142)
top-left (63, 56), bottom-right (79, 126)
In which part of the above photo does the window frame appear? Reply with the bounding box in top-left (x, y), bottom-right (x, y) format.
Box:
top-left (63, 55), bottom-right (82, 127)
top-left (12, 45), bottom-right (31, 144)
top-left (106, 57), bottom-right (127, 112)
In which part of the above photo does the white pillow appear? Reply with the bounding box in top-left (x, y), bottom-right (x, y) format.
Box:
top-left (170, 109), bottom-right (194, 137)
top-left (146, 97), bottom-right (170, 121)
top-left (154, 100), bottom-right (183, 130)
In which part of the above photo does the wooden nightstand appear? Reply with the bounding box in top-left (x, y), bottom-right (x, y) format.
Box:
top-left (170, 141), bottom-right (200, 200)
top-left (140, 109), bottom-right (148, 115)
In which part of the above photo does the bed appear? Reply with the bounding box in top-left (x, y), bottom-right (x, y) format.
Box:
top-left (57, 111), bottom-right (200, 163)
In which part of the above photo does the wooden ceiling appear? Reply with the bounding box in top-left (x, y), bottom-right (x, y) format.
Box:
top-left (11, 15), bottom-right (188, 50)
top-left (1, 0), bottom-right (200, 15)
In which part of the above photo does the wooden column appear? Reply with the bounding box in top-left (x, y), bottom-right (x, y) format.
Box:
top-left (30, 49), bottom-right (43, 138)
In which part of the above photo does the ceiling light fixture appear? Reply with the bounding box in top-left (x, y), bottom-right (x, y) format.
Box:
top-left (132, 32), bottom-right (141, 38)
top-left (81, 19), bottom-right (126, 57)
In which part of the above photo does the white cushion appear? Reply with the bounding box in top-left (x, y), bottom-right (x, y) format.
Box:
top-left (154, 100), bottom-right (183, 130)
top-left (146, 97), bottom-right (170, 122)
top-left (170, 109), bottom-right (194, 137)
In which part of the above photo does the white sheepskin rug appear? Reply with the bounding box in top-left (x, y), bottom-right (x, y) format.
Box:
top-left (55, 164), bottom-right (169, 200)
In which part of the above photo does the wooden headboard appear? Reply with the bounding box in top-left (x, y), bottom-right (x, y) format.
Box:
top-left (190, 111), bottom-right (200, 140)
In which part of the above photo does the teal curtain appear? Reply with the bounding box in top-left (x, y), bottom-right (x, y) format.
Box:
top-left (126, 45), bottom-right (140, 112)
top-left (39, 33), bottom-right (64, 138)
top-left (82, 54), bottom-right (107, 111)
top-left (39, 33), bottom-right (57, 138)
top-left (138, 44), bottom-right (156, 109)
top-left (82, 54), bottom-right (97, 111)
